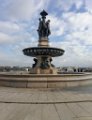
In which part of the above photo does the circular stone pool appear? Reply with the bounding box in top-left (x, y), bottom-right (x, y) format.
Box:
top-left (0, 72), bottom-right (92, 88)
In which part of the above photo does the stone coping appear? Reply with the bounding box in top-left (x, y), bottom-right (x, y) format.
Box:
top-left (0, 76), bottom-right (92, 82)
top-left (0, 72), bottom-right (91, 77)
top-left (0, 72), bottom-right (92, 82)
top-left (0, 72), bottom-right (92, 88)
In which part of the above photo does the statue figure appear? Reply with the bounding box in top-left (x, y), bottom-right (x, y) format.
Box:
top-left (32, 58), bottom-right (38, 68)
top-left (37, 18), bottom-right (42, 39)
top-left (46, 20), bottom-right (51, 37)
top-left (37, 10), bottom-right (51, 39)
top-left (40, 57), bottom-right (50, 69)
top-left (50, 58), bottom-right (55, 67)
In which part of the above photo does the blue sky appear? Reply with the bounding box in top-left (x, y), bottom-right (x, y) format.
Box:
top-left (0, 0), bottom-right (92, 67)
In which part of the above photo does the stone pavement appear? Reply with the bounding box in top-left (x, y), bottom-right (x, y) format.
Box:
top-left (0, 86), bottom-right (92, 120)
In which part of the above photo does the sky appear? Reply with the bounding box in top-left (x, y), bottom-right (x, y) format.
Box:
top-left (0, 0), bottom-right (92, 67)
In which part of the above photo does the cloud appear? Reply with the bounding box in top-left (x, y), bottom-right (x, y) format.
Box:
top-left (56, 0), bottom-right (84, 12)
top-left (86, 0), bottom-right (92, 13)
top-left (52, 40), bottom-right (92, 67)
top-left (67, 12), bottom-right (92, 31)
top-left (64, 11), bottom-right (92, 46)
top-left (0, 0), bottom-right (50, 21)
top-left (0, 32), bottom-right (13, 44)
top-left (48, 9), bottom-right (92, 67)
top-left (47, 15), bottom-right (66, 36)
top-left (0, 0), bottom-right (92, 67)
top-left (0, 21), bottom-right (21, 34)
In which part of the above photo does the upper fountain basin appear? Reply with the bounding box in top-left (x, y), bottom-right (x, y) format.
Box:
top-left (23, 47), bottom-right (64, 57)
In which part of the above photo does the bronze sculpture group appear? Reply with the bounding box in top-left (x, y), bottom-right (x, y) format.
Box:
top-left (37, 10), bottom-right (51, 39)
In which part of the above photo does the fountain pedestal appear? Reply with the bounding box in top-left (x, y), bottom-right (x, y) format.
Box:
top-left (38, 37), bottom-right (49, 47)
top-left (30, 37), bottom-right (57, 74)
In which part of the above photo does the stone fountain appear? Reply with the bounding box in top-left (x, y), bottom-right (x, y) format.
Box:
top-left (23, 10), bottom-right (64, 74)
top-left (0, 11), bottom-right (91, 88)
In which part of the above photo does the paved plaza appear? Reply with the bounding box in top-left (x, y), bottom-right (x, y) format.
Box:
top-left (0, 86), bottom-right (92, 120)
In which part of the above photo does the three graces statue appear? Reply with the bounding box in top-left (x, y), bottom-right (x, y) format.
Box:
top-left (37, 10), bottom-right (51, 39)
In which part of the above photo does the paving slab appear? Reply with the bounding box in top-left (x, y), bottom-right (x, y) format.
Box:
top-left (0, 86), bottom-right (92, 120)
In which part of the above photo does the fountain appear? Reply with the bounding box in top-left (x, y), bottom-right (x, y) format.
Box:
top-left (23, 10), bottom-right (64, 74)
top-left (0, 10), bottom-right (92, 88)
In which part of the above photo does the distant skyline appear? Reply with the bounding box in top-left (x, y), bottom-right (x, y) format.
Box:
top-left (0, 0), bottom-right (92, 67)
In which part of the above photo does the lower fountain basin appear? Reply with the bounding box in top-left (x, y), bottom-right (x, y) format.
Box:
top-left (0, 72), bottom-right (92, 88)
top-left (23, 47), bottom-right (64, 57)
